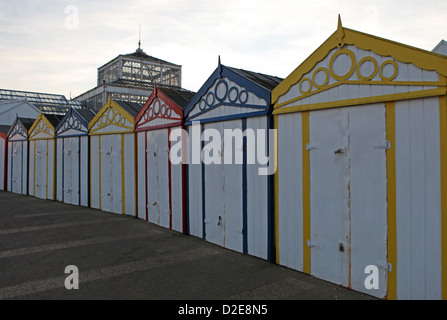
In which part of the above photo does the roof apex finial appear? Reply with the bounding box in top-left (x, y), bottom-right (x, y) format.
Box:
top-left (336, 14), bottom-right (345, 48)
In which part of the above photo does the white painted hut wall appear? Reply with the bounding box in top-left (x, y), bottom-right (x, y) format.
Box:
top-left (187, 125), bottom-right (203, 238)
top-left (136, 131), bottom-right (146, 220)
top-left (28, 141), bottom-right (35, 196)
top-left (277, 45), bottom-right (439, 108)
top-left (90, 135), bottom-right (100, 210)
top-left (394, 97), bottom-right (442, 300)
top-left (56, 136), bottom-right (89, 206)
top-left (0, 137), bottom-right (5, 190)
top-left (246, 116), bottom-right (269, 260)
top-left (147, 129), bottom-right (170, 228)
top-left (203, 119), bottom-right (243, 252)
top-left (123, 133), bottom-right (136, 216)
top-left (276, 112), bottom-right (304, 272)
top-left (90, 133), bottom-right (135, 216)
top-left (170, 141), bottom-right (184, 233)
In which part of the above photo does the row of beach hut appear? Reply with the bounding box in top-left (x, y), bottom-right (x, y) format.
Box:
top-left (1, 20), bottom-right (447, 300)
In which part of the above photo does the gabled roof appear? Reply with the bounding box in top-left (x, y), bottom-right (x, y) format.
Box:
top-left (88, 98), bottom-right (142, 135)
top-left (184, 62), bottom-right (282, 118)
top-left (0, 99), bottom-right (40, 116)
top-left (272, 16), bottom-right (447, 105)
top-left (6, 117), bottom-right (35, 141)
top-left (0, 125), bottom-right (10, 138)
top-left (135, 84), bottom-right (193, 131)
top-left (55, 107), bottom-right (96, 137)
top-left (28, 113), bottom-right (62, 140)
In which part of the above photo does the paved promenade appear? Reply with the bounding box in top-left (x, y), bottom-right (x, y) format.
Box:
top-left (0, 191), bottom-right (375, 301)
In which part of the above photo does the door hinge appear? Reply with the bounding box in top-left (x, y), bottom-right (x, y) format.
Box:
top-left (307, 240), bottom-right (318, 248)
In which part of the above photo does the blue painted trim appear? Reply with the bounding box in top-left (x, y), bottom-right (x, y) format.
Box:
top-left (185, 110), bottom-right (269, 126)
top-left (56, 132), bottom-right (88, 138)
top-left (25, 141), bottom-right (29, 195)
top-left (78, 136), bottom-right (81, 206)
top-left (185, 129), bottom-right (190, 235)
top-left (201, 125), bottom-right (206, 240)
top-left (61, 138), bottom-right (64, 203)
top-left (184, 64), bottom-right (273, 118)
top-left (55, 108), bottom-right (89, 138)
top-left (242, 118), bottom-right (248, 255)
top-left (187, 103), bottom-right (268, 122)
top-left (266, 114), bottom-right (274, 262)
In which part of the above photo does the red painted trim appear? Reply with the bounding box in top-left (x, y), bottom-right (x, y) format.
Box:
top-left (135, 120), bottom-right (183, 132)
top-left (145, 131), bottom-right (149, 221)
top-left (168, 127), bottom-right (173, 230)
top-left (181, 124), bottom-right (187, 234)
top-left (134, 132), bottom-right (138, 218)
top-left (135, 88), bottom-right (184, 131)
top-left (2, 136), bottom-right (7, 190)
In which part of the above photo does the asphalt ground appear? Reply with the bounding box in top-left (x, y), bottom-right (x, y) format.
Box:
top-left (0, 190), bottom-right (375, 304)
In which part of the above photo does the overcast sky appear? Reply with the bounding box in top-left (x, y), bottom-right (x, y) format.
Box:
top-left (0, 0), bottom-right (446, 99)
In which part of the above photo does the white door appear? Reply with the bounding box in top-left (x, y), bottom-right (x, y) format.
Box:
top-left (100, 135), bottom-right (112, 213)
top-left (71, 137), bottom-right (80, 206)
top-left (308, 104), bottom-right (388, 298)
top-left (309, 108), bottom-right (350, 287)
top-left (111, 134), bottom-right (123, 214)
top-left (204, 120), bottom-right (243, 252)
top-left (147, 129), bottom-right (170, 228)
top-left (12, 142), bottom-right (23, 194)
top-left (63, 138), bottom-right (73, 204)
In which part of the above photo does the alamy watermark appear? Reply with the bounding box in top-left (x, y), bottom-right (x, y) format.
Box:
top-left (169, 121), bottom-right (277, 176)
top-left (65, 265), bottom-right (79, 290)
top-left (64, 5), bottom-right (79, 30)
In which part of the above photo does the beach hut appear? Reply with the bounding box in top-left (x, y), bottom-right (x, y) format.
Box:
top-left (135, 85), bottom-right (194, 233)
top-left (55, 107), bottom-right (96, 206)
top-left (0, 125), bottom-right (9, 190)
top-left (5, 117), bottom-right (35, 194)
top-left (273, 17), bottom-right (447, 299)
top-left (89, 99), bottom-right (141, 216)
top-left (28, 113), bottom-right (63, 200)
top-left (184, 61), bottom-right (282, 260)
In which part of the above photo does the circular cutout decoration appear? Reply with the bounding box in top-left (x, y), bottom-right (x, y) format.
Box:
top-left (312, 68), bottom-right (329, 89)
top-left (299, 77), bottom-right (312, 94)
top-left (166, 107), bottom-right (172, 118)
top-left (228, 87), bottom-right (239, 104)
top-left (160, 104), bottom-right (166, 117)
top-left (199, 99), bottom-right (207, 111)
top-left (379, 60), bottom-right (398, 81)
top-left (239, 90), bottom-right (249, 104)
top-left (329, 48), bottom-right (357, 81)
top-left (356, 56), bottom-right (378, 81)
top-left (153, 99), bottom-right (161, 115)
top-left (147, 107), bottom-right (154, 118)
top-left (215, 80), bottom-right (228, 102)
top-left (206, 92), bottom-right (215, 107)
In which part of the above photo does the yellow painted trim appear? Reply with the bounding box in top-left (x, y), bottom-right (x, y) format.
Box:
top-left (53, 140), bottom-right (56, 200)
top-left (98, 135), bottom-right (102, 210)
top-left (274, 115), bottom-right (280, 264)
top-left (89, 129), bottom-right (134, 136)
top-left (439, 76), bottom-right (447, 300)
top-left (302, 111), bottom-right (311, 275)
top-left (121, 133), bottom-right (125, 215)
top-left (356, 56), bottom-right (378, 81)
top-left (329, 48), bottom-right (357, 81)
top-left (379, 60), bottom-right (399, 81)
top-left (134, 133), bottom-right (138, 218)
top-left (88, 98), bottom-right (135, 134)
top-left (312, 67), bottom-right (330, 89)
top-left (46, 139), bottom-right (49, 199)
top-left (276, 81), bottom-right (445, 109)
top-left (29, 113), bottom-right (55, 140)
top-left (386, 101), bottom-right (397, 300)
top-left (33, 140), bottom-right (36, 196)
top-left (273, 88), bottom-right (447, 115)
top-left (272, 23), bottom-right (447, 105)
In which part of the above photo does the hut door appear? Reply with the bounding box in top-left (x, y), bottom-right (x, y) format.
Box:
top-left (309, 108), bottom-right (350, 287)
top-left (147, 130), bottom-right (170, 228)
top-left (71, 138), bottom-right (80, 206)
top-left (100, 136), bottom-right (113, 213)
top-left (64, 138), bottom-right (73, 204)
top-left (204, 120), bottom-right (243, 252)
top-left (308, 104), bottom-right (387, 297)
top-left (111, 135), bottom-right (123, 214)
top-left (12, 142), bottom-right (23, 193)
top-left (35, 141), bottom-right (47, 199)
